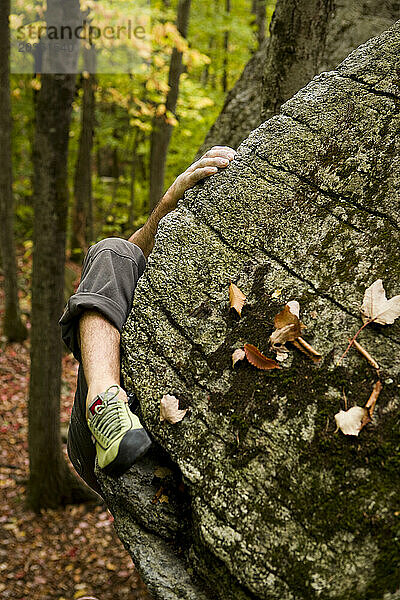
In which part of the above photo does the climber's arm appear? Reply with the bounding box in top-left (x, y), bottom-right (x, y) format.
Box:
top-left (129, 146), bottom-right (236, 257)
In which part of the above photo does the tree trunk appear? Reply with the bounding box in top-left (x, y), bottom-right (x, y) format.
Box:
top-left (129, 130), bottom-right (138, 227)
top-left (149, 0), bottom-right (191, 211)
top-left (261, 0), bottom-right (333, 121)
top-left (98, 22), bottom-right (400, 600)
top-left (28, 0), bottom-right (95, 512)
top-left (198, 0), bottom-right (399, 154)
top-left (70, 46), bottom-right (96, 262)
top-left (222, 0), bottom-right (231, 93)
top-left (0, 0), bottom-right (27, 342)
top-left (251, 0), bottom-right (267, 48)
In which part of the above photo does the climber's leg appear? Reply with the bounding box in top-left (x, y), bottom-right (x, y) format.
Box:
top-left (59, 237), bottom-right (149, 494)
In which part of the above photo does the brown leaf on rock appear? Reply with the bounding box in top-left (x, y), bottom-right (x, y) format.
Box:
top-left (269, 324), bottom-right (293, 362)
top-left (244, 343), bottom-right (281, 370)
top-left (270, 323), bottom-right (295, 346)
top-left (361, 279), bottom-right (400, 325)
top-left (229, 282), bottom-right (246, 317)
top-left (232, 348), bottom-right (246, 367)
top-left (273, 305), bottom-right (304, 340)
top-left (160, 394), bottom-right (188, 424)
top-left (270, 302), bottom-right (321, 362)
top-left (361, 380), bottom-right (383, 429)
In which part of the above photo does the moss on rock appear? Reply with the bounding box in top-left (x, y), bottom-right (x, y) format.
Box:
top-left (98, 22), bottom-right (400, 600)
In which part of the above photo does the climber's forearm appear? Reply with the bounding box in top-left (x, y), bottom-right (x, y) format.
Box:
top-left (128, 187), bottom-right (176, 258)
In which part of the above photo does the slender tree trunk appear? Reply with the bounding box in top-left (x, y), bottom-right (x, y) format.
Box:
top-left (222, 0), bottom-right (231, 93)
top-left (251, 0), bottom-right (267, 48)
top-left (28, 0), bottom-right (95, 511)
top-left (129, 130), bottom-right (138, 227)
top-left (0, 0), bottom-right (27, 342)
top-left (201, 34), bottom-right (215, 86)
top-left (70, 46), bottom-right (97, 262)
top-left (261, 0), bottom-right (334, 121)
top-left (149, 0), bottom-right (191, 211)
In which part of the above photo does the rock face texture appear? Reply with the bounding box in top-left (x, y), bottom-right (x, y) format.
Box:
top-left (98, 23), bottom-right (400, 600)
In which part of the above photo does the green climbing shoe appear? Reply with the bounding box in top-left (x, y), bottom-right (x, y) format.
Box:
top-left (87, 385), bottom-right (151, 475)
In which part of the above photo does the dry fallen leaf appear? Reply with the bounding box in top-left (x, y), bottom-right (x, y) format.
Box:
top-left (274, 304), bottom-right (304, 339)
top-left (335, 381), bottom-right (382, 436)
top-left (269, 324), bottom-right (293, 361)
top-left (160, 394), bottom-right (188, 424)
top-left (270, 301), bottom-right (320, 362)
top-left (232, 348), bottom-right (246, 367)
top-left (229, 282), bottom-right (246, 317)
top-left (244, 343), bottom-right (281, 370)
top-left (335, 406), bottom-right (366, 436)
top-left (152, 486), bottom-right (164, 504)
top-left (361, 380), bottom-right (383, 428)
top-left (361, 279), bottom-right (400, 325)
top-left (286, 300), bottom-right (300, 318)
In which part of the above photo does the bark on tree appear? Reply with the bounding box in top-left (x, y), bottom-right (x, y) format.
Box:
top-left (251, 0), bottom-right (267, 47)
top-left (129, 130), bottom-right (139, 227)
top-left (149, 0), bottom-right (191, 211)
top-left (222, 0), bottom-right (231, 93)
top-left (198, 0), bottom-right (399, 154)
top-left (0, 0), bottom-right (27, 342)
top-left (28, 0), bottom-right (95, 511)
top-left (261, 0), bottom-right (333, 121)
top-left (70, 46), bottom-right (97, 262)
top-left (98, 23), bottom-right (400, 600)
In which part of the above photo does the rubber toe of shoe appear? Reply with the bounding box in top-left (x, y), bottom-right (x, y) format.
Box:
top-left (102, 428), bottom-right (152, 477)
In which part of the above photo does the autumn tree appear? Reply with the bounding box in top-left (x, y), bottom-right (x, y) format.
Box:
top-left (70, 45), bottom-right (97, 262)
top-left (149, 0), bottom-right (192, 211)
top-left (28, 0), bottom-right (95, 511)
top-left (0, 0), bottom-right (27, 342)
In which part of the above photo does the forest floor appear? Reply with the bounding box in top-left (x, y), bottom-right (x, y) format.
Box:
top-left (0, 251), bottom-right (152, 600)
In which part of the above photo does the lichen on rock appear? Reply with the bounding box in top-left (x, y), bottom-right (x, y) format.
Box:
top-left (97, 22), bottom-right (400, 600)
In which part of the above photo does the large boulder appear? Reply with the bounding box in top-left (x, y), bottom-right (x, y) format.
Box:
top-left (98, 22), bottom-right (400, 600)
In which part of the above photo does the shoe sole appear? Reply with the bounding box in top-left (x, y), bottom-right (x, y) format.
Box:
top-left (102, 428), bottom-right (152, 477)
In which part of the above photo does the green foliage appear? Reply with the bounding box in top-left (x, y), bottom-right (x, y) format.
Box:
top-left (10, 0), bottom-right (276, 247)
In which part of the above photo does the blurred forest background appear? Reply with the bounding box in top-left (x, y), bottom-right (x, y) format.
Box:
top-left (10, 0), bottom-right (273, 259)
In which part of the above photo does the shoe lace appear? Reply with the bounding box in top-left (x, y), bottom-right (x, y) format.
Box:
top-left (91, 386), bottom-right (125, 441)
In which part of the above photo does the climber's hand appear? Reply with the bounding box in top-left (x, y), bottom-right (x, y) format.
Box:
top-left (163, 146), bottom-right (237, 210)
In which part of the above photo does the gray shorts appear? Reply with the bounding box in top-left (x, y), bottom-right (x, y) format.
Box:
top-left (59, 238), bottom-right (146, 496)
